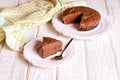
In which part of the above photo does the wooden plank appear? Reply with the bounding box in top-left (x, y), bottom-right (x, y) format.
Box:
top-left (0, 0), bottom-right (31, 8)
top-left (84, 36), bottom-right (118, 80)
top-left (25, 23), bottom-right (59, 80)
top-left (0, 0), bottom-right (18, 8)
top-left (0, 23), bottom-right (38, 80)
top-left (104, 0), bottom-right (120, 79)
top-left (53, 0), bottom-right (94, 79)
top-left (0, 0), bottom-right (119, 80)
top-left (54, 0), bottom-right (119, 79)
top-left (84, 0), bottom-right (119, 80)
top-left (57, 40), bottom-right (87, 80)
top-left (0, 44), bottom-right (28, 80)
top-left (55, 0), bottom-right (113, 80)
top-left (26, 64), bottom-right (57, 80)
top-left (25, 22), bottom-right (74, 80)
top-left (86, 0), bottom-right (107, 15)
top-left (0, 0), bottom-right (58, 80)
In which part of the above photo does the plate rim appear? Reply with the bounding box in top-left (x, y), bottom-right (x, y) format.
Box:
top-left (52, 11), bottom-right (111, 39)
top-left (23, 37), bottom-right (76, 68)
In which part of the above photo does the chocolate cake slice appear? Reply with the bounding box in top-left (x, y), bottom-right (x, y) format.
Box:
top-left (38, 37), bottom-right (62, 58)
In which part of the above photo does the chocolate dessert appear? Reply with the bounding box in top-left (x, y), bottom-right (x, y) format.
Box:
top-left (37, 37), bottom-right (62, 58)
top-left (63, 6), bottom-right (101, 31)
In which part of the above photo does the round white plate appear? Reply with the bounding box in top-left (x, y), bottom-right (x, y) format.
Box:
top-left (23, 38), bottom-right (75, 68)
top-left (52, 11), bottom-right (111, 39)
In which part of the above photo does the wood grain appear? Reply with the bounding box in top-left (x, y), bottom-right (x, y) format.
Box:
top-left (105, 0), bottom-right (120, 79)
top-left (0, 0), bottom-right (120, 80)
top-left (56, 40), bottom-right (87, 80)
top-left (0, 44), bottom-right (28, 80)
top-left (84, 0), bottom-right (118, 80)
top-left (0, 0), bottom-right (18, 8)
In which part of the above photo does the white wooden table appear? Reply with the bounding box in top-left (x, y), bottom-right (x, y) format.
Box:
top-left (0, 0), bottom-right (120, 80)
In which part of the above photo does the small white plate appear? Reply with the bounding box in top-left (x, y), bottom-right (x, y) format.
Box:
top-left (52, 11), bottom-right (111, 39)
top-left (23, 38), bottom-right (76, 68)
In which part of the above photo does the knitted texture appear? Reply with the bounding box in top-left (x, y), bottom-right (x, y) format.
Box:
top-left (0, 0), bottom-right (86, 52)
